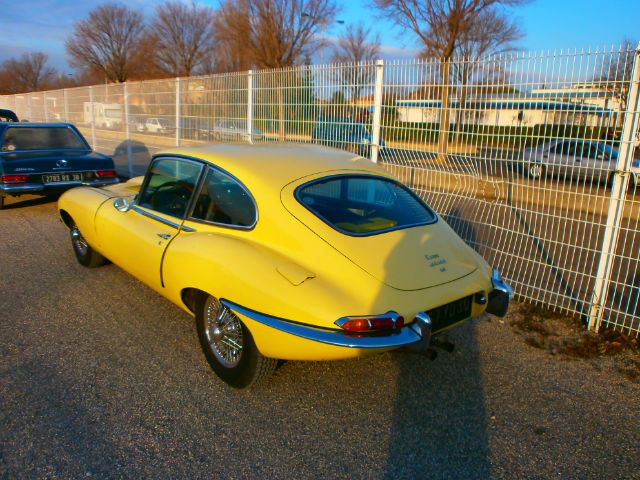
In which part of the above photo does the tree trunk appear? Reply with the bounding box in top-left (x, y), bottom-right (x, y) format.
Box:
top-left (438, 61), bottom-right (451, 156)
top-left (277, 83), bottom-right (285, 141)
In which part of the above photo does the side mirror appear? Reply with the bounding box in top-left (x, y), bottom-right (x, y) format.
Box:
top-left (114, 197), bottom-right (134, 212)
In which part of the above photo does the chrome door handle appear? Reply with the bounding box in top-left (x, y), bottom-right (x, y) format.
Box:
top-left (157, 233), bottom-right (171, 240)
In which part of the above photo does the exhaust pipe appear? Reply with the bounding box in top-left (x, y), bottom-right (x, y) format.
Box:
top-left (431, 333), bottom-right (455, 353)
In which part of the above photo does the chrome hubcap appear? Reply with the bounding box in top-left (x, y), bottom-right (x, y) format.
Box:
top-left (530, 164), bottom-right (542, 178)
top-left (71, 226), bottom-right (88, 256)
top-left (204, 297), bottom-right (243, 367)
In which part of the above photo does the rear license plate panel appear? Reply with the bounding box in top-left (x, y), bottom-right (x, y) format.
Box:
top-left (427, 295), bottom-right (473, 332)
top-left (43, 173), bottom-right (82, 183)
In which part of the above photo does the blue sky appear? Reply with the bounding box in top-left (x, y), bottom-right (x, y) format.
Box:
top-left (1, 0), bottom-right (638, 71)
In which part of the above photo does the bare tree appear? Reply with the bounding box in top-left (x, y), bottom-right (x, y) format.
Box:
top-left (372, 0), bottom-right (529, 153)
top-left (214, 0), bottom-right (337, 138)
top-left (331, 23), bottom-right (381, 105)
top-left (212, 0), bottom-right (254, 73)
top-left (65, 3), bottom-right (146, 83)
top-left (148, 1), bottom-right (216, 77)
top-left (0, 52), bottom-right (57, 93)
top-left (594, 40), bottom-right (637, 112)
top-left (215, 0), bottom-right (337, 69)
top-left (452, 9), bottom-right (522, 134)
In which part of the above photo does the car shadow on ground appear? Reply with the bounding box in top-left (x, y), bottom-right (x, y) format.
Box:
top-left (379, 209), bottom-right (490, 477)
top-left (2, 194), bottom-right (60, 210)
top-left (384, 323), bottom-right (490, 478)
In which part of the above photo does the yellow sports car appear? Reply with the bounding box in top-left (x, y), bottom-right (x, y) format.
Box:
top-left (58, 144), bottom-right (512, 388)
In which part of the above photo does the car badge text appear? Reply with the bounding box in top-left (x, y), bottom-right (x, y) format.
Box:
top-left (425, 253), bottom-right (447, 271)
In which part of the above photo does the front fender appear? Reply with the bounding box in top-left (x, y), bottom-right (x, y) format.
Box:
top-left (58, 186), bottom-right (114, 249)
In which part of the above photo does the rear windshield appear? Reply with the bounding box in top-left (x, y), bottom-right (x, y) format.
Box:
top-left (296, 175), bottom-right (437, 235)
top-left (1, 126), bottom-right (88, 152)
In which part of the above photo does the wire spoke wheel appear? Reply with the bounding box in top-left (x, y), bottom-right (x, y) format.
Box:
top-left (71, 225), bottom-right (89, 257)
top-left (204, 297), bottom-right (243, 368)
top-left (196, 294), bottom-right (278, 388)
top-left (69, 222), bottom-right (106, 267)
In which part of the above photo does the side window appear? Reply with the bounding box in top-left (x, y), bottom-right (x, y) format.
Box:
top-left (137, 157), bottom-right (202, 218)
top-left (191, 167), bottom-right (256, 227)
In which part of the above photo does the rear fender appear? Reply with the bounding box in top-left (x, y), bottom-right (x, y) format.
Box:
top-left (162, 232), bottom-right (368, 330)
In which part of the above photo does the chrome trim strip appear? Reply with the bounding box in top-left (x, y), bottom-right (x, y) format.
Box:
top-left (220, 299), bottom-right (423, 349)
top-left (0, 184), bottom-right (45, 193)
top-left (181, 225), bottom-right (197, 232)
top-left (491, 269), bottom-right (514, 300)
top-left (132, 206), bottom-right (180, 230)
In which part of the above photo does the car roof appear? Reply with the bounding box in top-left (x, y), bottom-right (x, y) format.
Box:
top-left (158, 143), bottom-right (389, 188)
top-left (0, 122), bottom-right (77, 128)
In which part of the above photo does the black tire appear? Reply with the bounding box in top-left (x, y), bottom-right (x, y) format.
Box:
top-left (0, 195), bottom-right (4, 210)
top-left (527, 162), bottom-right (545, 179)
top-left (196, 294), bottom-right (277, 389)
top-left (70, 223), bottom-right (107, 267)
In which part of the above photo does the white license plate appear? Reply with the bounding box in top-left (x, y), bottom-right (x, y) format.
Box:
top-left (43, 173), bottom-right (82, 183)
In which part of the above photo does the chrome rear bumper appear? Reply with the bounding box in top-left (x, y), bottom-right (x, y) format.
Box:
top-left (221, 299), bottom-right (433, 351)
top-left (486, 269), bottom-right (513, 317)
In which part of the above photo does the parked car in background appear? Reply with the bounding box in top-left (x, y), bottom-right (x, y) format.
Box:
top-left (522, 140), bottom-right (639, 186)
top-left (179, 117), bottom-right (216, 140)
top-left (312, 115), bottom-right (385, 158)
top-left (0, 109), bottom-right (19, 122)
top-left (0, 122), bottom-right (118, 209)
top-left (211, 119), bottom-right (264, 142)
top-left (145, 117), bottom-right (176, 135)
top-left (129, 115), bottom-right (147, 133)
top-left (57, 143), bottom-right (512, 388)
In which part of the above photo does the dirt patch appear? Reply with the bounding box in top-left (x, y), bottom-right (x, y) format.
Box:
top-left (505, 302), bottom-right (640, 382)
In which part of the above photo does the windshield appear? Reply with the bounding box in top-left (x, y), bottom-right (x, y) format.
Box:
top-left (296, 175), bottom-right (437, 235)
top-left (1, 126), bottom-right (88, 152)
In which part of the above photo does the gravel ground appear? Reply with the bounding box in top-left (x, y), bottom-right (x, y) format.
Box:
top-left (1, 195), bottom-right (639, 479)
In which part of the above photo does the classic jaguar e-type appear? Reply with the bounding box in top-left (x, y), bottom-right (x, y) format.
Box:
top-left (58, 144), bottom-right (512, 388)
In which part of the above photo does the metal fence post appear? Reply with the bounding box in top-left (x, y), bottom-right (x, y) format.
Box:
top-left (89, 86), bottom-right (97, 150)
top-left (370, 60), bottom-right (384, 164)
top-left (175, 78), bottom-right (181, 147)
top-left (43, 95), bottom-right (48, 122)
top-left (63, 89), bottom-right (69, 123)
top-left (124, 82), bottom-right (133, 178)
top-left (587, 43), bottom-right (640, 332)
top-left (247, 70), bottom-right (253, 144)
top-left (27, 95), bottom-right (33, 121)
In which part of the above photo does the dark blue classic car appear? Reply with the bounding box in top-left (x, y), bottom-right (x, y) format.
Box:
top-left (0, 122), bottom-right (119, 209)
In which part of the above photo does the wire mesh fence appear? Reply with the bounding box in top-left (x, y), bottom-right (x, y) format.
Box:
top-left (1, 45), bottom-right (639, 337)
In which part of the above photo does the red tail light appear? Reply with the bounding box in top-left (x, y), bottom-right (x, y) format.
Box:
top-left (1, 174), bottom-right (29, 183)
top-left (336, 312), bottom-right (404, 332)
top-left (96, 170), bottom-right (116, 177)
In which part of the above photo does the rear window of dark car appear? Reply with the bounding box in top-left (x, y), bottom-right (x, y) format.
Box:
top-left (296, 175), bottom-right (437, 235)
top-left (1, 126), bottom-right (88, 152)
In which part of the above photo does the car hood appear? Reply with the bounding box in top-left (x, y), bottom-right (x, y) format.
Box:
top-left (0, 150), bottom-right (113, 173)
top-left (281, 173), bottom-right (480, 290)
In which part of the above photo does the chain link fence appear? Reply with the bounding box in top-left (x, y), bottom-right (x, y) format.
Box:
top-left (2, 45), bottom-right (639, 337)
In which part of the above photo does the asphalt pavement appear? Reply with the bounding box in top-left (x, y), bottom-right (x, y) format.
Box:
top-left (1, 196), bottom-right (639, 479)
